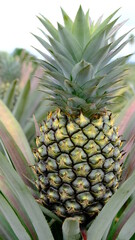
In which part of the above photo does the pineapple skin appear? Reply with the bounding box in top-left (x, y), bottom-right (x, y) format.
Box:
top-left (34, 110), bottom-right (123, 223)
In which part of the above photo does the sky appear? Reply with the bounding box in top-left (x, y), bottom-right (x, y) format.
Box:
top-left (0, 0), bottom-right (135, 61)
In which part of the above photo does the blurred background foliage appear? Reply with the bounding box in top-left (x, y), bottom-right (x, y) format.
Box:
top-left (0, 48), bottom-right (49, 147)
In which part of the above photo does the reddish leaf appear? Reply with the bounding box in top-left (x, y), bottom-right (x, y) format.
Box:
top-left (0, 175), bottom-right (37, 239)
top-left (0, 121), bottom-right (36, 188)
top-left (0, 100), bottom-right (34, 165)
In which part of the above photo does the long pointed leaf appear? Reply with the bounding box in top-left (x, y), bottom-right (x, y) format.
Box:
top-left (118, 211), bottom-right (135, 240)
top-left (71, 60), bottom-right (93, 84)
top-left (3, 80), bottom-right (18, 110)
top-left (49, 37), bottom-right (75, 63)
top-left (0, 175), bottom-right (37, 239)
top-left (58, 24), bottom-right (82, 62)
top-left (38, 15), bottom-right (59, 41)
top-left (93, 9), bottom-right (120, 36)
top-left (61, 8), bottom-right (73, 31)
top-left (0, 100), bottom-right (34, 165)
top-left (87, 170), bottom-right (135, 240)
top-left (0, 194), bottom-right (31, 240)
top-left (13, 80), bottom-right (30, 121)
top-left (0, 210), bottom-right (18, 240)
top-left (107, 196), bottom-right (135, 239)
top-left (72, 6), bottom-right (89, 47)
top-left (53, 52), bottom-right (73, 78)
top-left (32, 33), bottom-right (52, 52)
top-left (0, 154), bottom-right (54, 240)
top-left (0, 121), bottom-right (36, 187)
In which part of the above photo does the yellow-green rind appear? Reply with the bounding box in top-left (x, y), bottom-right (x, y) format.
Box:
top-left (34, 110), bottom-right (123, 223)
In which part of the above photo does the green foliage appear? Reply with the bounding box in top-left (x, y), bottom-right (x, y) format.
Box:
top-left (0, 49), bottom-right (49, 146)
top-left (0, 153), bottom-right (54, 240)
top-left (34, 7), bottom-right (131, 117)
top-left (0, 51), bottom-right (21, 83)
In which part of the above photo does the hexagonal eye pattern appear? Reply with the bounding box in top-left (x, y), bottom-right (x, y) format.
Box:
top-left (84, 140), bottom-right (100, 156)
top-left (70, 147), bottom-right (87, 164)
top-left (35, 110), bottom-right (123, 222)
top-left (59, 169), bottom-right (75, 183)
top-left (86, 203), bottom-right (103, 217)
top-left (71, 131), bottom-right (87, 147)
top-left (44, 130), bottom-right (55, 145)
top-left (52, 118), bottom-right (59, 130)
top-left (65, 200), bottom-right (81, 213)
top-left (91, 184), bottom-right (106, 199)
top-left (95, 132), bottom-right (109, 148)
top-left (37, 145), bottom-right (47, 158)
top-left (59, 183), bottom-right (74, 201)
top-left (102, 189), bottom-right (112, 204)
top-left (75, 113), bottom-right (90, 127)
top-left (83, 124), bottom-right (99, 138)
top-left (88, 169), bottom-right (104, 185)
top-left (103, 158), bottom-right (114, 172)
top-left (59, 139), bottom-right (74, 153)
top-left (55, 127), bottom-right (68, 141)
top-left (47, 173), bottom-right (61, 187)
top-left (46, 157), bottom-right (57, 172)
top-left (89, 154), bottom-right (105, 168)
top-left (102, 143), bottom-right (114, 157)
top-left (53, 205), bottom-right (66, 217)
top-left (72, 177), bottom-right (90, 193)
top-left (92, 116), bottom-right (103, 129)
top-left (76, 192), bottom-right (94, 207)
top-left (57, 154), bottom-right (72, 169)
top-left (48, 143), bottom-right (60, 158)
top-left (73, 162), bottom-right (91, 176)
top-left (47, 187), bottom-right (59, 203)
top-left (36, 161), bottom-right (46, 173)
top-left (104, 172), bottom-right (116, 188)
top-left (39, 175), bottom-right (48, 190)
top-left (66, 121), bottom-right (80, 135)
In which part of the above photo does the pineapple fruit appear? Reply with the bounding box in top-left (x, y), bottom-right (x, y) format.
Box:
top-left (34, 7), bottom-right (129, 224)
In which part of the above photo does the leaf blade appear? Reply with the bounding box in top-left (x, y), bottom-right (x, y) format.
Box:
top-left (87, 171), bottom-right (135, 240)
top-left (118, 211), bottom-right (135, 240)
top-left (62, 218), bottom-right (80, 240)
top-left (0, 153), bottom-right (54, 240)
top-left (0, 194), bottom-right (31, 240)
top-left (0, 100), bottom-right (34, 165)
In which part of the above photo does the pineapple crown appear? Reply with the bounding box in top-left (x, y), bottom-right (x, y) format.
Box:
top-left (34, 6), bottom-right (132, 117)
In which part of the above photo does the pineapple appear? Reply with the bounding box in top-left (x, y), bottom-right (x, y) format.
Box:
top-left (34, 7), bottom-right (130, 224)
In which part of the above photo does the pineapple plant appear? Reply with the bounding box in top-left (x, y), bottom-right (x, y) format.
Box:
top-left (0, 51), bottom-right (21, 109)
top-left (33, 6), bottom-right (131, 225)
top-left (0, 51), bottom-right (21, 83)
top-left (0, 49), bottom-right (39, 111)
top-left (0, 7), bottom-right (135, 240)
top-left (0, 49), bottom-right (46, 143)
